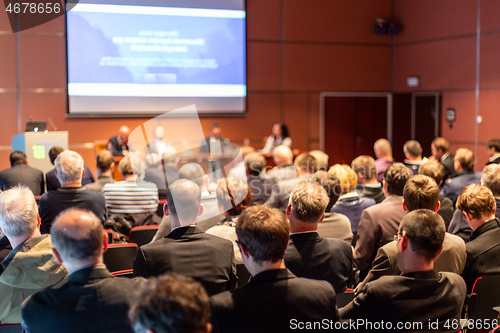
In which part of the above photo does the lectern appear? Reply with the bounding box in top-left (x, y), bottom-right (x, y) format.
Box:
top-left (12, 131), bottom-right (68, 174)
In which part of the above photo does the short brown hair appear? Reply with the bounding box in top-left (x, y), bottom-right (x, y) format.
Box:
top-left (236, 205), bottom-right (289, 263)
top-left (403, 175), bottom-right (439, 212)
top-left (294, 153), bottom-right (317, 174)
top-left (418, 160), bottom-right (444, 185)
top-left (290, 181), bottom-right (329, 223)
top-left (96, 150), bottom-right (114, 172)
top-left (455, 148), bottom-right (475, 171)
top-left (351, 155), bottom-right (377, 180)
top-left (482, 164), bottom-right (500, 197)
top-left (456, 184), bottom-right (496, 220)
top-left (328, 164), bottom-right (357, 194)
top-left (244, 152), bottom-right (266, 176)
top-left (49, 146), bottom-right (64, 165)
top-left (384, 163), bottom-right (413, 196)
top-left (487, 139), bottom-right (500, 153)
top-left (118, 155), bottom-right (144, 176)
top-left (404, 140), bottom-right (422, 158)
top-left (129, 273), bottom-right (210, 333)
top-left (313, 171), bottom-right (341, 211)
top-left (399, 209), bottom-right (445, 262)
top-left (432, 137), bottom-right (450, 154)
top-left (216, 178), bottom-right (252, 216)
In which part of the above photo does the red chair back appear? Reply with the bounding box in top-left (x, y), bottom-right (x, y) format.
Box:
top-left (129, 225), bottom-right (159, 247)
top-left (103, 243), bottom-right (138, 273)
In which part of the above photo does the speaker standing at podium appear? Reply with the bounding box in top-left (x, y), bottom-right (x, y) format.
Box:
top-left (0, 151), bottom-right (44, 196)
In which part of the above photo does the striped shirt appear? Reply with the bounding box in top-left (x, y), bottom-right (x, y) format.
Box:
top-left (102, 180), bottom-right (158, 215)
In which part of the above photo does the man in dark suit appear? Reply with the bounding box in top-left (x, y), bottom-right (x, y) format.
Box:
top-left (448, 163), bottom-right (500, 242)
top-left (244, 152), bottom-right (273, 205)
top-left (108, 125), bottom-right (130, 156)
top-left (284, 181), bottom-right (353, 294)
top-left (0, 151), bottom-right (44, 196)
top-left (210, 205), bottom-right (339, 333)
top-left (198, 123), bottom-right (228, 182)
top-left (486, 138), bottom-right (500, 165)
top-left (353, 163), bottom-right (413, 279)
top-left (265, 153), bottom-right (318, 213)
top-left (22, 209), bottom-right (146, 333)
top-left (46, 146), bottom-right (95, 191)
top-left (356, 175), bottom-right (466, 292)
top-left (341, 210), bottom-right (467, 331)
top-left (134, 179), bottom-right (237, 296)
top-left (457, 184), bottom-right (500, 293)
top-left (431, 137), bottom-right (455, 184)
top-left (440, 148), bottom-right (481, 206)
top-left (39, 150), bottom-right (107, 234)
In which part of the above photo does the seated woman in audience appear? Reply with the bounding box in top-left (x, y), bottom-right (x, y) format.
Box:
top-left (313, 170), bottom-right (353, 243)
top-left (260, 122), bottom-right (292, 154)
top-left (102, 155), bottom-right (159, 215)
top-left (206, 177), bottom-right (252, 264)
top-left (328, 164), bottom-right (376, 244)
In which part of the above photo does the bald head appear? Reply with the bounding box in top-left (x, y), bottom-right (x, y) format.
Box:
top-left (374, 139), bottom-right (392, 159)
top-left (166, 179), bottom-right (202, 226)
top-left (51, 210), bottom-right (104, 267)
top-left (273, 145), bottom-right (293, 166)
top-left (179, 163), bottom-right (206, 189)
top-left (118, 126), bottom-right (131, 143)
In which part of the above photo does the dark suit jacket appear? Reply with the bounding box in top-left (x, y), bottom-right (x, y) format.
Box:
top-left (438, 195), bottom-right (454, 227)
top-left (440, 170), bottom-right (482, 206)
top-left (210, 269), bottom-right (339, 333)
top-left (21, 266), bottom-right (145, 333)
top-left (462, 218), bottom-right (500, 293)
top-left (143, 165), bottom-right (179, 200)
top-left (284, 232), bottom-right (353, 294)
top-left (357, 233), bottom-right (466, 292)
top-left (39, 187), bottom-right (107, 234)
top-left (107, 136), bottom-right (129, 156)
top-left (486, 155), bottom-right (500, 165)
top-left (45, 166), bottom-right (95, 192)
top-left (134, 225), bottom-right (237, 296)
top-left (247, 175), bottom-right (273, 205)
top-left (265, 174), bottom-right (314, 213)
top-left (198, 136), bottom-right (228, 154)
top-left (341, 270), bottom-right (466, 332)
top-left (0, 164), bottom-right (44, 196)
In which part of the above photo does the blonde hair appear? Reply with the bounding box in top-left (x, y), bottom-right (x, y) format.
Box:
top-left (455, 148), bottom-right (475, 171)
top-left (328, 164), bottom-right (357, 194)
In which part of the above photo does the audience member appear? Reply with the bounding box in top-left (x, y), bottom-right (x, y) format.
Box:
top-left (431, 137), bottom-right (455, 183)
top-left (309, 150), bottom-right (329, 170)
top-left (46, 146), bottom-right (95, 192)
top-left (22, 209), bottom-right (145, 333)
top-left (329, 164), bottom-right (375, 235)
top-left (262, 145), bottom-right (296, 184)
top-left (448, 164), bottom-right (500, 241)
top-left (351, 155), bottom-right (385, 204)
top-left (84, 150), bottom-right (115, 192)
top-left (440, 148), bottom-right (481, 206)
top-left (134, 179), bottom-right (237, 296)
top-left (403, 140), bottom-right (427, 175)
top-left (353, 163), bottom-right (412, 278)
top-left (143, 146), bottom-right (180, 200)
top-left (373, 138), bottom-right (394, 183)
top-left (265, 153), bottom-right (317, 213)
top-left (108, 125), bottom-right (130, 156)
top-left (418, 160), bottom-right (454, 226)
top-left (243, 152), bottom-right (273, 205)
top-left (39, 150), bottom-right (107, 234)
top-left (284, 181), bottom-right (353, 294)
top-left (0, 151), bottom-right (44, 196)
top-left (0, 186), bottom-right (66, 323)
top-left (102, 155), bottom-right (158, 215)
top-left (227, 146), bottom-right (255, 181)
top-left (313, 171), bottom-right (353, 243)
top-left (457, 184), bottom-right (500, 292)
top-left (341, 210), bottom-right (467, 331)
top-left (206, 178), bottom-right (252, 264)
top-left (129, 273), bottom-right (211, 333)
top-left (486, 138), bottom-right (500, 165)
top-left (260, 122), bottom-right (292, 154)
top-left (356, 175), bottom-right (466, 292)
top-left (210, 205), bottom-right (339, 333)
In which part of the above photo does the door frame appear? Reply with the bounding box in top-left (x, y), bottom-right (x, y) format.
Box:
top-left (410, 92), bottom-right (440, 140)
top-left (319, 92), bottom-right (392, 151)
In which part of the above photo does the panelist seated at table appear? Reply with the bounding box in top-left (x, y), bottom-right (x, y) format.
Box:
top-left (260, 122), bottom-right (292, 155)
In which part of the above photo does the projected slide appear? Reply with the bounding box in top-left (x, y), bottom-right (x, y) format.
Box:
top-left (66, 2), bottom-right (246, 115)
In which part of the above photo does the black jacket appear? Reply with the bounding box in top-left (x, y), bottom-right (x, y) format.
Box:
top-left (0, 164), bottom-right (44, 196)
